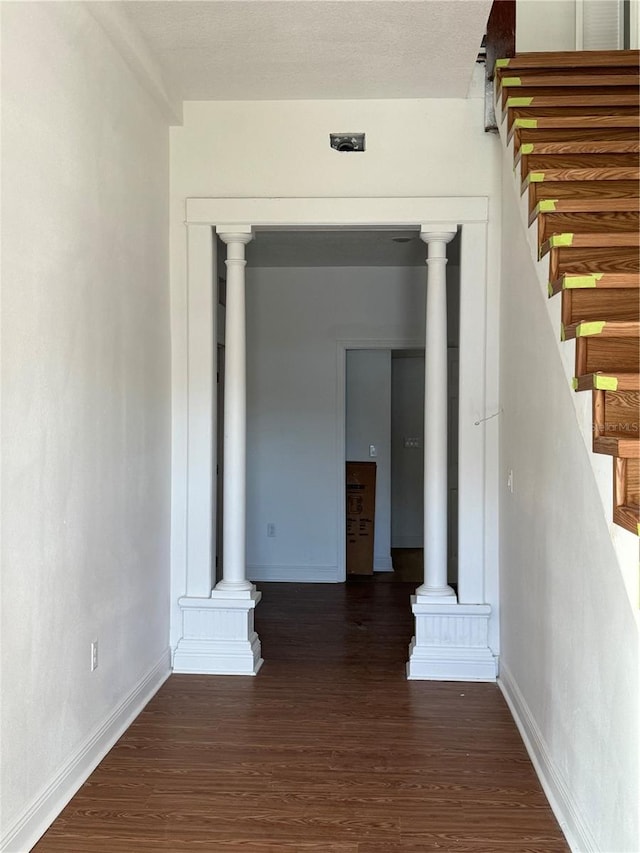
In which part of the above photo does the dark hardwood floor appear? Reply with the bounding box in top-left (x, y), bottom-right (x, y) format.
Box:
top-left (33, 581), bottom-right (569, 852)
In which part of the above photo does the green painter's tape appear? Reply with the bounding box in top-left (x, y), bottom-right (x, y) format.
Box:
top-left (520, 143), bottom-right (534, 155)
top-left (495, 58), bottom-right (511, 68)
top-left (538, 199), bottom-right (557, 212)
top-left (549, 233), bottom-right (574, 248)
top-left (514, 118), bottom-right (538, 128)
top-left (528, 172), bottom-right (545, 183)
top-left (564, 274), bottom-right (600, 288)
top-left (507, 97), bottom-right (534, 107)
top-left (593, 375), bottom-right (619, 391)
top-left (561, 324), bottom-right (566, 342)
top-left (548, 282), bottom-right (554, 298)
top-left (502, 77), bottom-right (522, 87)
top-left (571, 377), bottom-right (579, 391)
top-left (576, 321), bottom-right (606, 337)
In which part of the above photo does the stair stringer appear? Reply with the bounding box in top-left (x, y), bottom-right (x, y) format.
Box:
top-left (498, 121), bottom-right (639, 616)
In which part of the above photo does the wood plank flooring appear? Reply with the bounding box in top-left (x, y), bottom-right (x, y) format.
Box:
top-left (32, 582), bottom-right (569, 852)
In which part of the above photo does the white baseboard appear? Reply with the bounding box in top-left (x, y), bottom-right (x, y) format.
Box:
top-left (374, 553), bottom-right (394, 572)
top-left (247, 565), bottom-right (339, 583)
top-left (498, 662), bottom-right (596, 853)
top-left (1, 649), bottom-right (171, 853)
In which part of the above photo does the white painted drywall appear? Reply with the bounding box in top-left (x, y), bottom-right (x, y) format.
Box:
top-left (391, 355), bottom-right (425, 548)
top-left (346, 350), bottom-right (392, 572)
top-left (1, 4), bottom-right (171, 849)
top-left (244, 265), bottom-right (426, 581)
top-left (516, 0), bottom-right (577, 51)
top-left (499, 156), bottom-right (639, 853)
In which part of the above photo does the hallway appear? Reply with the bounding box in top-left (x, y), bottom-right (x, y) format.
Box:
top-left (33, 582), bottom-right (568, 852)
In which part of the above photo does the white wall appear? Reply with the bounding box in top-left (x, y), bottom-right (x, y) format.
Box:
top-left (391, 355), bottom-right (425, 548)
top-left (1, 4), bottom-right (171, 850)
top-left (346, 350), bottom-right (392, 572)
top-left (516, 0), bottom-right (577, 51)
top-left (499, 157), bottom-right (639, 853)
top-left (244, 265), bottom-right (425, 582)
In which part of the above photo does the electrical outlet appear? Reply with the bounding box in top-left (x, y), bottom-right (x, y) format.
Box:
top-left (90, 640), bottom-right (98, 672)
top-left (404, 437), bottom-right (421, 449)
top-left (267, 523), bottom-right (276, 537)
top-left (507, 469), bottom-right (514, 494)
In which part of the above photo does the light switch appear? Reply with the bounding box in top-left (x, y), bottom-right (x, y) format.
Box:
top-left (369, 445), bottom-right (377, 458)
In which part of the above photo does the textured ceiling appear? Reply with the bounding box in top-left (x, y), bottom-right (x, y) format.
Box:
top-left (123, 1), bottom-right (492, 101)
top-left (245, 229), bottom-right (461, 267)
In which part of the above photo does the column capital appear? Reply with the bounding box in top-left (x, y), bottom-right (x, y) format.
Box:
top-left (216, 225), bottom-right (253, 245)
top-left (419, 227), bottom-right (457, 245)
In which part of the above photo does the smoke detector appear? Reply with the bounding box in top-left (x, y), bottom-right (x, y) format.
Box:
top-left (330, 133), bottom-right (365, 152)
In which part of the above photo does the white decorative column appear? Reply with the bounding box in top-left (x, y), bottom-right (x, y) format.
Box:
top-left (174, 225), bottom-right (262, 676)
top-left (407, 226), bottom-right (496, 682)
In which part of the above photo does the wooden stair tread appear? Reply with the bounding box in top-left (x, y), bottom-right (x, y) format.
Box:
top-left (574, 372), bottom-right (640, 392)
top-left (522, 168), bottom-right (640, 193)
top-left (531, 199), bottom-right (640, 226)
top-left (495, 51), bottom-right (640, 71)
top-left (541, 233), bottom-right (640, 257)
top-left (563, 320), bottom-right (640, 340)
top-left (594, 436), bottom-right (640, 458)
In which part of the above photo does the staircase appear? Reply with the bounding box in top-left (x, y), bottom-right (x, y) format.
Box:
top-left (495, 50), bottom-right (640, 536)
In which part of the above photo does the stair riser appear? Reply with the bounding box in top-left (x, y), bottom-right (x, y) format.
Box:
top-left (507, 105), bottom-right (640, 131)
top-left (496, 50), bottom-right (640, 70)
top-left (528, 180), bottom-right (640, 214)
top-left (520, 152), bottom-right (640, 182)
top-left (593, 390), bottom-right (640, 438)
top-left (514, 129), bottom-right (640, 153)
top-left (562, 289), bottom-right (640, 325)
top-left (501, 86), bottom-right (640, 111)
top-left (538, 211), bottom-right (640, 245)
top-left (576, 337), bottom-right (640, 375)
top-left (548, 246), bottom-right (640, 281)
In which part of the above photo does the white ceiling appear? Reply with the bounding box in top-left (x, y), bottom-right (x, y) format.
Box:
top-left (244, 229), bottom-right (461, 267)
top-left (123, 1), bottom-right (492, 101)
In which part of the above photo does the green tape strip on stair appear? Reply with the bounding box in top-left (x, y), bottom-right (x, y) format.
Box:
top-left (520, 143), bottom-right (534, 155)
top-left (507, 97), bottom-right (534, 107)
top-left (576, 321), bottom-right (606, 337)
top-left (538, 201), bottom-right (558, 214)
top-left (564, 273), bottom-right (603, 288)
top-left (528, 171), bottom-right (545, 183)
top-left (549, 233), bottom-right (574, 248)
top-left (571, 378), bottom-right (579, 390)
top-left (514, 118), bottom-right (538, 128)
top-left (502, 77), bottom-right (522, 87)
top-left (495, 58), bottom-right (511, 68)
top-left (593, 375), bottom-right (619, 391)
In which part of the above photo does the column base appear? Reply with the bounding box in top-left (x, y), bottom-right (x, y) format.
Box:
top-left (173, 591), bottom-right (263, 675)
top-left (406, 599), bottom-right (497, 682)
